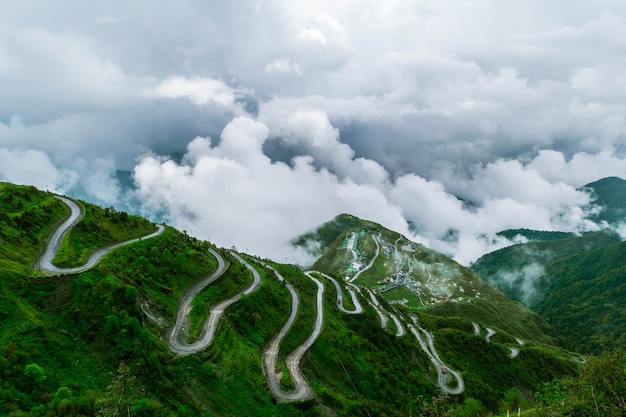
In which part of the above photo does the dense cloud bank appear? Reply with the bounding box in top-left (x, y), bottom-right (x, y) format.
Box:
top-left (2, 1), bottom-right (626, 264)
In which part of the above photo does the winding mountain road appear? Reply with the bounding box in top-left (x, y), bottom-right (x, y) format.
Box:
top-left (272, 271), bottom-right (325, 402)
top-left (312, 271), bottom-right (363, 314)
top-left (168, 248), bottom-right (228, 354)
top-left (169, 251), bottom-right (261, 355)
top-left (39, 196), bottom-right (164, 275)
top-left (408, 316), bottom-right (464, 395)
top-left (39, 196), bottom-right (522, 401)
top-left (349, 234), bottom-right (380, 283)
top-left (262, 266), bottom-right (305, 401)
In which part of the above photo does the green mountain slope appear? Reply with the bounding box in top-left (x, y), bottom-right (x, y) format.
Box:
top-left (472, 233), bottom-right (626, 354)
top-left (471, 176), bottom-right (626, 355)
top-left (1, 184), bottom-right (584, 416)
top-left (471, 231), bottom-right (621, 307)
top-left (298, 214), bottom-right (558, 344)
top-left (537, 241), bottom-right (626, 353)
top-left (583, 176), bottom-right (626, 225)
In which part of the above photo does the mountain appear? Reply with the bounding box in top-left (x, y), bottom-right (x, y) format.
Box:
top-left (0, 183), bottom-right (584, 416)
top-left (296, 214), bottom-right (559, 344)
top-left (471, 177), bottom-right (626, 354)
top-left (583, 176), bottom-right (626, 225)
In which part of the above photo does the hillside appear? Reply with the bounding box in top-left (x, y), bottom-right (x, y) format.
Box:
top-left (583, 176), bottom-right (626, 225)
top-left (471, 176), bottom-right (626, 354)
top-left (471, 231), bottom-right (621, 307)
top-left (297, 214), bottom-right (559, 344)
top-left (1, 183), bottom-right (584, 416)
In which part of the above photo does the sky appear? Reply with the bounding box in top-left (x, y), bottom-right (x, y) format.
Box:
top-left (2, 0), bottom-right (626, 265)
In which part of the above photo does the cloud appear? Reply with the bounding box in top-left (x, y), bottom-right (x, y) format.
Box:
top-left (2, 0), bottom-right (626, 266)
top-left (143, 76), bottom-right (247, 111)
top-left (0, 148), bottom-right (77, 193)
top-left (265, 58), bottom-right (302, 76)
top-left (527, 150), bottom-right (626, 186)
top-left (492, 262), bottom-right (547, 307)
top-left (132, 115), bottom-right (609, 265)
top-left (133, 116), bottom-right (409, 263)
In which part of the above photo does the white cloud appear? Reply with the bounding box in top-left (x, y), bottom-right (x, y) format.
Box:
top-left (2, 0), bottom-right (626, 266)
top-left (133, 116), bottom-right (409, 263)
top-left (0, 148), bottom-right (77, 193)
top-left (527, 150), bottom-right (626, 186)
top-left (143, 76), bottom-right (246, 112)
top-left (265, 57), bottom-right (302, 75)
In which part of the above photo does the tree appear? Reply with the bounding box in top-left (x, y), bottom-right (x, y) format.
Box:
top-left (23, 363), bottom-right (46, 384)
top-left (562, 348), bottom-right (626, 416)
top-left (96, 362), bottom-right (137, 417)
top-left (501, 387), bottom-right (523, 414)
top-left (419, 394), bottom-right (452, 417)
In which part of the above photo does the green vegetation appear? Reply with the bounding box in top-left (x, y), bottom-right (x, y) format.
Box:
top-left (308, 213), bottom-right (560, 345)
top-left (471, 176), bottom-right (626, 354)
top-left (2, 182), bottom-right (621, 416)
top-left (583, 176), bottom-right (626, 225)
top-left (186, 252), bottom-right (253, 342)
top-left (497, 229), bottom-right (575, 242)
top-left (538, 241), bottom-right (626, 353)
top-left (52, 203), bottom-right (156, 268)
top-left (0, 183), bottom-right (67, 277)
top-left (424, 349), bottom-right (626, 417)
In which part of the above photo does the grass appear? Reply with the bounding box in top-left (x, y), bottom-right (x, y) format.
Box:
top-left (52, 202), bottom-right (156, 268)
top-left (0, 183), bottom-right (68, 277)
top-left (273, 264), bottom-right (319, 360)
top-left (185, 252), bottom-right (254, 342)
top-left (0, 183), bottom-right (599, 417)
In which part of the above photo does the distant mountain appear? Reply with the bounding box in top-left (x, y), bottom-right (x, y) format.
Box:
top-left (296, 214), bottom-right (559, 344)
top-left (1, 184), bottom-right (581, 416)
top-left (471, 176), bottom-right (626, 354)
top-left (583, 176), bottom-right (626, 225)
top-left (471, 231), bottom-right (621, 308)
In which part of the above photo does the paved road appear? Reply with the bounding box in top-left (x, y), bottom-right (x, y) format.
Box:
top-left (349, 234), bottom-right (380, 283)
top-left (261, 264), bottom-right (311, 402)
top-left (39, 196), bottom-right (164, 274)
top-left (274, 271), bottom-right (325, 402)
top-left (168, 248), bottom-right (228, 354)
top-left (311, 271), bottom-right (363, 314)
top-left (389, 312), bottom-right (405, 337)
top-left (408, 315), bottom-right (464, 395)
top-left (169, 251), bottom-right (261, 355)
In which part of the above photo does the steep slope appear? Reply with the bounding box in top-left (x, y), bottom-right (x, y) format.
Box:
top-left (294, 214), bottom-right (579, 408)
top-left (583, 176), bottom-right (626, 225)
top-left (471, 176), bottom-right (626, 354)
top-left (471, 231), bottom-right (621, 307)
top-left (1, 184), bottom-right (581, 416)
top-left (473, 235), bottom-right (626, 355)
top-left (537, 241), bottom-right (626, 353)
top-left (298, 214), bottom-right (559, 344)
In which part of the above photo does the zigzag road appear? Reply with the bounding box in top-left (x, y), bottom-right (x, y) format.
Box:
top-left (39, 196), bottom-right (164, 275)
top-left (41, 196), bottom-right (469, 399)
top-left (260, 264), bottom-right (307, 401)
top-left (310, 271), bottom-right (363, 314)
top-left (408, 316), bottom-right (464, 395)
top-left (169, 251), bottom-right (261, 355)
top-left (259, 265), bottom-right (327, 402)
top-left (283, 272), bottom-right (324, 400)
top-left (168, 249), bottom-right (227, 354)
